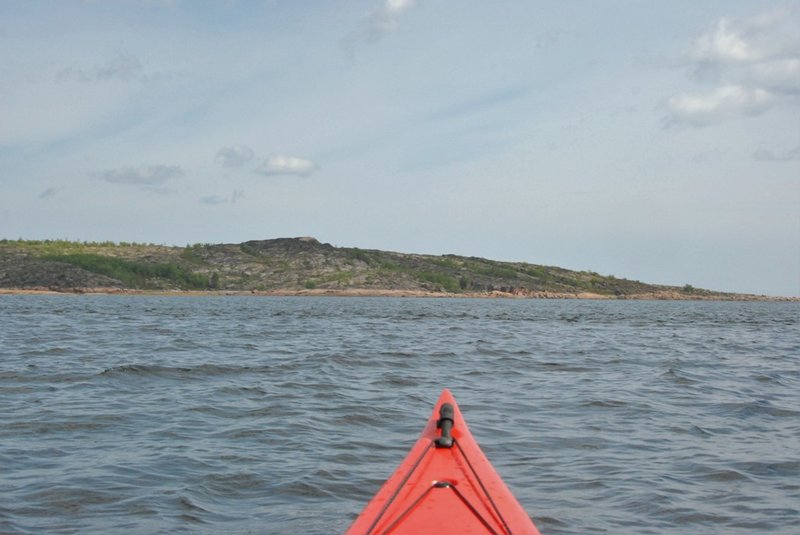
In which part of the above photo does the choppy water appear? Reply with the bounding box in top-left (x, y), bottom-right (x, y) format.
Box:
top-left (0, 296), bottom-right (798, 534)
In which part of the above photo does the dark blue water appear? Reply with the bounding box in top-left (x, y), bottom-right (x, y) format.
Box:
top-left (1, 296), bottom-right (798, 534)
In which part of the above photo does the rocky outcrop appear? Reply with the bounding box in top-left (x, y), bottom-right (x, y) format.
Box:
top-left (0, 254), bottom-right (124, 291)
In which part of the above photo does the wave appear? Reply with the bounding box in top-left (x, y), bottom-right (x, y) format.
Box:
top-left (715, 399), bottom-right (799, 418)
top-left (98, 363), bottom-right (274, 379)
top-left (580, 399), bottom-right (628, 408)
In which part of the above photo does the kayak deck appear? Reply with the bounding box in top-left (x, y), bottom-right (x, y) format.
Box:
top-left (346, 389), bottom-right (540, 534)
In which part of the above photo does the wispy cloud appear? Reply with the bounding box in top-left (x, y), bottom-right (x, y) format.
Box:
top-left (200, 190), bottom-right (245, 205)
top-left (342, 0), bottom-right (418, 57)
top-left (427, 86), bottom-right (530, 121)
top-left (57, 52), bottom-right (144, 84)
top-left (200, 195), bottom-right (226, 205)
top-left (666, 7), bottom-right (800, 127)
top-left (215, 146), bottom-right (317, 177)
top-left (255, 156), bottom-right (318, 177)
top-left (753, 146), bottom-right (800, 162)
top-left (216, 145), bottom-right (255, 168)
top-left (96, 165), bottom-right (184, 186)
top-left (39, 187), bottom-right (57, 199)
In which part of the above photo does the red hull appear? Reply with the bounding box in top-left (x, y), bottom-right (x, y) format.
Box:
top-left (346, 389), bottom-right (540, 534)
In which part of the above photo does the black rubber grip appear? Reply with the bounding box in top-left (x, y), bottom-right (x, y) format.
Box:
top-left (435, 403), bottom-right (454, 448)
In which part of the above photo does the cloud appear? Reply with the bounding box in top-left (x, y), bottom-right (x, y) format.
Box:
top-left (667, 85), bottom-right (775, 126)
top-left (96, 165), bottom-right (184, 186)
top-left (745, 58), bottom-right (800, 94)
top-left (342, 0), bottom-right (418, 56)
top-left (39, 187), bottom-right (57, 199)
top-left (693, 8), bottom-right (800, 64)
top-left (201, 190), bottom-right (245, 205)
top-left (666, 7), bottom-right (800, 127)
top-left (216, 145), bottom-right (255, 168)
top-left (692, 17), bottom-right (760, 63)
top-left (365, 0), bottom-right (417, 35)
top-left (57, 52), bottom-right (144, 84)
top-left (753, 146), bottom-right (800, 162)
top-left (255, 156), bottom-right (318, 177)
top-left (214, 145), bottom-right (318, 178)
top-left (201, 195), bottom-right (227, 205)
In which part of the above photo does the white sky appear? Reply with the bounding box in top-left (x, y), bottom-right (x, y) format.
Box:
top-left (1, 1), bottom-right (798, 296)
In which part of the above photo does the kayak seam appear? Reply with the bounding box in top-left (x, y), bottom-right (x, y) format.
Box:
top-left (373, 484), bottom-right (436, 534)
top-left (440, 480), bottom-right (502, 535)
top-left (365, 441), bottom-right (435, 535)
top-left (454, 438), bottom-right (513, 534)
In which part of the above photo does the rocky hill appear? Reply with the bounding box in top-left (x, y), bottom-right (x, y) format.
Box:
top-left (0, 237), bottom-right (777, 299)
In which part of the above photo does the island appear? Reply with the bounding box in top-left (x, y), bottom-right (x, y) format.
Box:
top-left (0, 237), bottom-right (790, 300)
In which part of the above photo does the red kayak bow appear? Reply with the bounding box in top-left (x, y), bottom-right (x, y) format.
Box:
top-left (346, 389), bottom-right (540, 534)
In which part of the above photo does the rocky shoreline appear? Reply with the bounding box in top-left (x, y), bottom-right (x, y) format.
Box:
top-left (1, 287), bottom-right (794, 301)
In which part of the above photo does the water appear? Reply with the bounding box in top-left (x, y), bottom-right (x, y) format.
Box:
top-left (0, 296), bottom-right (797, 534)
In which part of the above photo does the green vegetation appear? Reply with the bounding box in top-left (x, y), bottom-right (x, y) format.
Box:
top-left (239, 243), bottom-right (260, 257)
top-left (181, 244), bottom-right (210, 265)
top-left (344, 247), bottom-right (376, 265)
top-left (487, 265), bottom-right (518, 279)
top-left (42, 253), bottom-right (210, 289)
top-left (0, 239), bottom-right (162, 250)
top-left (377, 259), bottom-right (404, 272)
top-left (416, 271), bottom-right (461, 293)
top-left (521, 265), bottom-right (550, 280)
top-left (430, 257), bottom-right (461, 270)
